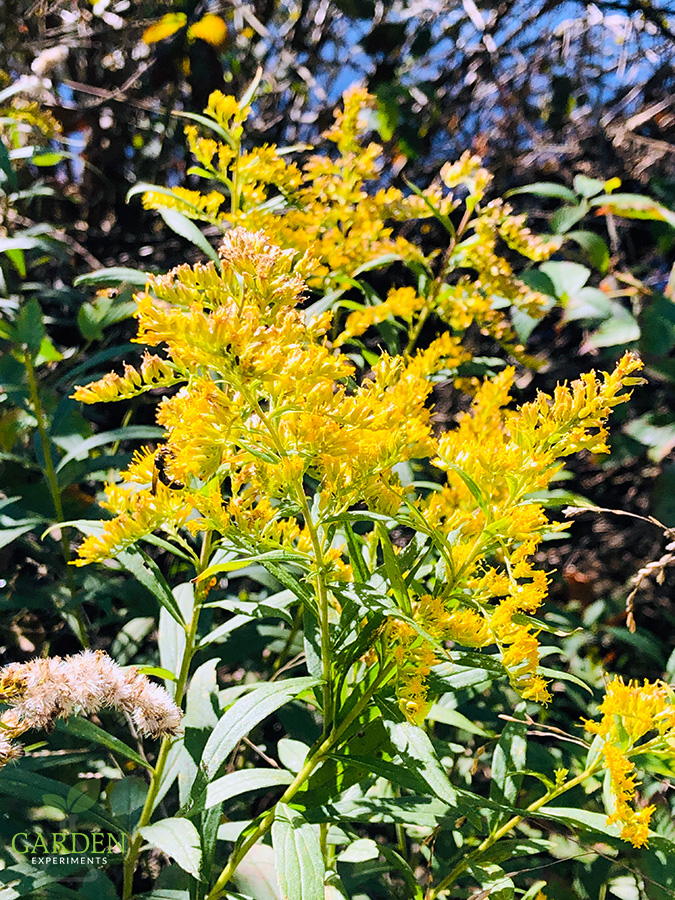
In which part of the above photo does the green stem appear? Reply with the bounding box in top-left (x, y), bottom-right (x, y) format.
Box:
top-left (404, 303), bottom-right (433, 357)
top-left (206, 662), bottom-right (396, 900)
top-left (295, 487), bottom-right (333, 736)
top-left (122, 532), bottom-right (213, 900)
top-left (426, 761), bottom-right (602, 900)
top-left (273, 605), bottom-right (303, 672)
top-left (24, 351), bottom-right (89, 647)
top-left (404, 200), bottom-right (472, 358)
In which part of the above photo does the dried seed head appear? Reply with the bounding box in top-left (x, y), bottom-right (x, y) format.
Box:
top-left (0, 650), bottom-right (183, 768)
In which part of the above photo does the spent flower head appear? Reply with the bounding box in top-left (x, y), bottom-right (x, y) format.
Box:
top-left (0, 650), bottom-right (182, 767)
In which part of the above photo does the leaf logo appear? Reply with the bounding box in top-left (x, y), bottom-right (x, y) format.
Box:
top-left (42, 782), bottom-right (100, 817)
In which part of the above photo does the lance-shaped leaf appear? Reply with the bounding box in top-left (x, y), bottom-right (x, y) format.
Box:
top-left (272, 803), bottom-right (325, 900)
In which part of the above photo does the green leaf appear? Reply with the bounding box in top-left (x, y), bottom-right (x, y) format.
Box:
top-left (404, 178), bottom-right (455, 237)
top-left (74, 267), bottom-right (149, 288)
top-left (54, 716), bottom-right (151, 770)
top-left (5, 246), bottom-right (25, 278)
top-left (465, 862), bottom-right (514, 900)
top-left (381, 708), bottom-right (458, 807)
top-left (173, 111), bottom-right (233, 145)
top-left (56, 426), bottom-right (164, 470)
top-left (15, 296), bottom-right (45, 355)
top-left (183, 658), bottom-right (220, 730)
top-left (0, 770), bottom-right (120, 832)
top-left (429, 653), bottom-right (507, 692)
top-left (551, 204), bottom-right (587, 234)
top-left (32, 151), bottom-right (67, 166)
top-left (640, 292), bottom-right (675, 357)
top-left (230, 843), bottom-right (279, 900)
top-left (0, 137), bottom-right (18, 190)
top-left (521, 882), bottom-right (548, 900)
top-left (35, 336), bottom-right (63, 365)
top-left (278, 738), bottom-right (310, 773)
top-left (0, 521), bottom-right (44, 548)
top-left (324, 794), bottom-right (451, 827)
top-left (591, 192), bottom-right (675, 229)
top-left (109, 777), bottom-right (148, 833)
top-left (379, 846), bottom-right (424, 900)
top-left (426, 704), bottom-right (492, 737)
top-left (352, 253), bottom-right (402, 275)
top-left (137, 665), bottom-right (178, 683)
top-left (343, 523), bottom-right (369, 582)
top-left (377, 522), bottom-right (409, 612)
top-left (442, 460), bottom-right (488, 516)
top-left (536, 805), bottom-right (620, 837)
top-left (118, 546), bottom-right (187, 627)
top-left (506, 182), bottom-right (576, 202)
top-left (539, 261), bottom-right (590, 300)
top-left (272, 803), bottom-right (325, 900)
top-left (66, 782), bottom-right (101, 816)
top-left (137, 891), bottom-right (190, 900)
top-left (561, 286), bottom-right (613, 323)
top-left (158, 208), bottom-right (221, 266)
top-left (239, 66), bottom-right (264, 111)
top-left (489, 720), bottom-right (527, 829)
top-left (511, 307), bottom-right (540, 343)
top-left (337, 838), bottom-right (379, 862)
top-left (565, 230), bottom-right (610, 273)
top-left (197, 550), bottom-right (305, 582)
top-left (624, 413), bottom-right (675, 463)
top-left (159, 583), bottom-right (194, 694)
top-left (197, 677), bottom-right (319, 788)
top-left (573, 175), bottom-right (607, 199)
top-left (603, 626), bottom-right (666, 666)
top-left (140, 818), bottom-right (202, 880)
top-left (204, 769), bottom-right (294, 810)
top-left (587, 310), bottom-right (640, 348)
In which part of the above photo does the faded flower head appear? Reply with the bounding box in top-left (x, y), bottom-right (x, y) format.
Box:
top-left (0, 650), bottom-right (182, 768)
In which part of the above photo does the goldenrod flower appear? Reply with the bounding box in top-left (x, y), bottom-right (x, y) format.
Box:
top-left (141, 86), bottom-right (557, 353)
top-left (583, 676), bottom-right (675, 846)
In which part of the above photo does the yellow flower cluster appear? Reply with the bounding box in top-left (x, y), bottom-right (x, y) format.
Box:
top-left (389, 594), bottom-right (493, 723)
top-left (72, 228), bottom-right (451, 566)
top-left (141, 86), bottom-right (557, 352)
top-left (334, 287), bottom-right (427, 348)
top-left (402, 353), bottom-right (644, 709)
top-left (72, 352), bottom-right (180, 404)
top-left (584, 677), bottom-right (675, 847)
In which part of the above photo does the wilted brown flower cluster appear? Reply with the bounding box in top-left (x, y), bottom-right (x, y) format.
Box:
top-left (0, 650), bottom-right (182, 767)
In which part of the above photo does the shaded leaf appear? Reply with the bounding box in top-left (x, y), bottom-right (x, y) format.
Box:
top-left (140, 818), bottom-right (201, 880)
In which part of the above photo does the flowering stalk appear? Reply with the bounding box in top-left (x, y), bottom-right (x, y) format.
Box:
top-left (427, 675), bottom-right (675, 898)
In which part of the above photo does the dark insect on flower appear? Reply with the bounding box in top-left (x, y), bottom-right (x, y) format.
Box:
top-left (152, 446), bottom-right (185, 494)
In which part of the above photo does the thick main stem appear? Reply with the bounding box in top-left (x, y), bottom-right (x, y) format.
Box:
top-left (122, 533), bottom-right (212, 900)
